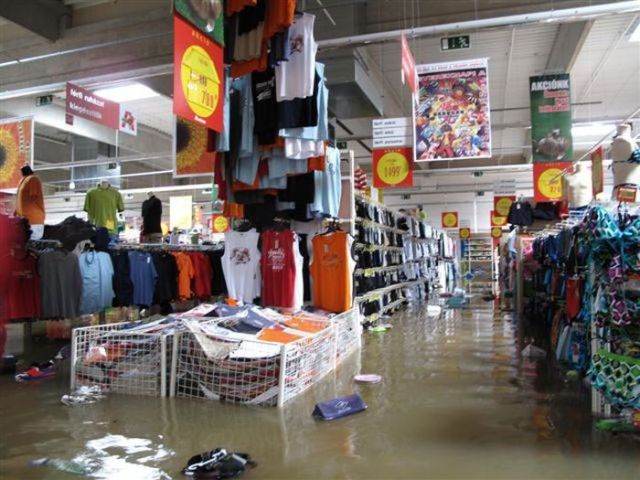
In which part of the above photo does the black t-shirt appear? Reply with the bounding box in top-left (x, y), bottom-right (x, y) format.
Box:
top-left (141, 195), bottom-right (162, 234)
top-left (251, 68), bottom-right (279, 145)
top-left (278, 172), bottom-right (315, 203)
top-left (110, 251), bottom-right (134, 307)
top-left (277, 71), bottom-right (319, 129)
top-left (208, 250), bottom-right (227, 296)
top-left (152, 252), bottom-right (178, 304)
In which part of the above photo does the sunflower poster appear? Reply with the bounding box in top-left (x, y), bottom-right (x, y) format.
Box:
top-left (0, 117), bottom-right (33, 190)
top-left (173, 116), bottom-right (216, 178)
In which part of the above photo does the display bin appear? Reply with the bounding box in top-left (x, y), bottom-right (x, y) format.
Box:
top-left (71, 322), bottom-right (172, 397)
top-left (331, 308), bottom-right (362, 365)
top-left (171, 316), bottom-right (342, 407)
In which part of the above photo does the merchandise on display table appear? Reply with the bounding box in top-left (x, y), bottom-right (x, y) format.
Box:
top-left (518, 204), bottom-right (640, 415)
top-left (71, 303), bottom-right (361, 406)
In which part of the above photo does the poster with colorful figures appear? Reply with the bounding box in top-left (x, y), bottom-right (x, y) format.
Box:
top-left (414, 58), bottom-right (491, 161)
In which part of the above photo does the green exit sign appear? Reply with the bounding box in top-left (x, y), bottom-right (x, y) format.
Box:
top-left (35, 94), bottom-right (53, 106)
top-left (440, 35), bottom-right (470, 51)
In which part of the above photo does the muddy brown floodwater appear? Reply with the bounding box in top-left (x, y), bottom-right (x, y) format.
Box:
top-left (1, 305), bottom-right (639, 479)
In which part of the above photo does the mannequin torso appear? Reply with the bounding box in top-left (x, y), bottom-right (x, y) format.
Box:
top-left (563, 162), bottom-right (593, 208)
top-left (610, 124), bottom-right (640, 194)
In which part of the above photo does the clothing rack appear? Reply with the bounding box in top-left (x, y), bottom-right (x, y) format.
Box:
top-left (27, 239), bottom-right (63, 250)
top-left (110, 243), bottom-right (224, 252)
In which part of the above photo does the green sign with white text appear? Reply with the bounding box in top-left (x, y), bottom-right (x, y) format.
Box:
top-left (529, 73), bottom-right (573, 163)
top-left (440, 35), bottom-right (470, 51)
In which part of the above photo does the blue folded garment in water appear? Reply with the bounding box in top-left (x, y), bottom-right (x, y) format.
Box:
top-left (313, 394), bottom-right (367, 421)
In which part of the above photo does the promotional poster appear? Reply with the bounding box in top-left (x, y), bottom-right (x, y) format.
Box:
top-left (0, 117), bottom-right (33, 189)
top-left (173, 117), bottom-right (216, 177)
top-left (414, 58), bottom-right (491, 161)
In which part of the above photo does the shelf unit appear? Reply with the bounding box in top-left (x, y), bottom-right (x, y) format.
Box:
top-left (462, 235), bottom-right (498, 296)
top-left (352, 192), bottom-right (458, 323)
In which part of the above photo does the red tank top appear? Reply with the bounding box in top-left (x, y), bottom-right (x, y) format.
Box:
top-left (261, 229), bottom-right (296, 308)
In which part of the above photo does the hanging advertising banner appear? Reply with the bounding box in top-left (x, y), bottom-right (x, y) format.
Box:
top-left (173, 117), bottom-right (216, 178)
top-left (0, 117), bottom-right (33, 190)
top-left (442, 211), bottom-right (459, 228)
top-left (400, 33), bottom-right (417, 95)
top-left (494, 196), bottom-right (515, 217)
top-left (173, 13), bottom-right (224, 132)
top-left (169, 195), bottom-right (193, 230)
top-left (529, 74), bottom-right (573, 162)
top-left (459, 227), bottom-right (471, 239)
top-left (414, 58), bottom-right (491, 161)
top-left (65, 83), bottom-right (137, 136)
top-left (372, 147), bottom-right (413, 188)
top-left (533, 161), bottom-right (570, 202)
top-left (591, 146), bottom-right (604, 196)
top-left (211, 214), bottom-right (230, 233)
top-left (490, 210), bottom-right (507, 227)
top-left (174, 0), bottom-right (224, 46)
top-left (491, 227), bottom-right (503, 239)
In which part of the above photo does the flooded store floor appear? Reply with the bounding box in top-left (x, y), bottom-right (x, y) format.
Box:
top-left (1, 305), bottom-right (638, 479)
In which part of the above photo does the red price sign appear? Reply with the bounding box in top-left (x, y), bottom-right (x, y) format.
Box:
top-left (490, 210), bottom-right (507, 227)
top-left (533, 161), bottom-right (570, 202)
top-left (442, 211), bottom-right (459, 228)
top-left (211, 214), bottom-right (229, 233)
top-left (459, 227), bottom-right (471, 239)
top-left (491, 227), bottom-right (503, 239)
top-left (617, 186), bottom-right (637, 203)
top-left (372, 147), bottom-right (413, 188)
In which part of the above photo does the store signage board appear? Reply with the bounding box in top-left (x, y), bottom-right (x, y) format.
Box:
top-left (533, 161), bottom-right (570, 202)
top-left (173, 116), bottom-right (216, 178)
top-left (173, 13), bottom-right (224, 132)
top-left (442, 211), bottom-right (459, 229)
top-left (494, 179), bottom-right (516, 195)
top-left (440, 35), bottom-right (470, 51)
top-left (494, 196), bottom-right (515, 217)
top-left (459, 219), bottom-right (471, 228)
top-left (65, 83), bottom-right (137, 136)
top-left (529, 73), bottom-right (573, 163)
top-left (170, 195), bottom-right (193, 230)
top-left (414, 58), bottom-right (491, 161)
top-left (400, 33), bottom-right (417, 94)
top-left (591, 146), bottom-right (604, 196)
top-left (174, 0), bottom-right (224, 46)
top-left (372, 147), bottom-right (413, 188)
top-left (490, 210), bottom-right (507, 227)
top-left (372, 118), bottom-right (412, 148)
top-left (459, 227), bottom-right (471, 239)
top-left (617, 186), bottom-right (637, 203)
top-left (0, 117), bottom-right (34, 189)
top-left (211, 214), bottom-right (230, 233)
top-left (36, 95), bottom-right (53, 107)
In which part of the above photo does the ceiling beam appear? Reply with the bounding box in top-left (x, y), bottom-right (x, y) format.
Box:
top-left (545, 21), bottom-right (593, 73)
top-left (0, 0), bottom-right (71, 41)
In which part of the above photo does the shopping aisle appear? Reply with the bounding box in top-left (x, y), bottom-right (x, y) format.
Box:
top-left (1, 305), bottom-right (638, 479)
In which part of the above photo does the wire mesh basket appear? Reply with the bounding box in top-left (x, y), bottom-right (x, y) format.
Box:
top-left (71, 322), bottom-right (172, 397)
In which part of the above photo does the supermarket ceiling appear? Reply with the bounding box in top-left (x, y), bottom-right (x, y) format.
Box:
top-left (1, 0), bottom-right (639, 202)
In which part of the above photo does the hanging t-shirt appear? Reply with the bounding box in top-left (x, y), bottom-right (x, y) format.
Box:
top-left (128, 251), bottom-right (158, 306)
top-left (208, 250), bottom-right (227, 295)
top-left (310, 146), bottom-right (342, 218)
top-left (16, 174), bottom-right (45, 225)
top-left (152, 252), bottom-right (178, 305)
top-left (84, 186), bottom-right (124, 233)
top-left (280, 62), bottom-right (328, 152)
top-left (310, 230), bottom-right (355, 313)
top-left (5, 250), bottom-right (40, 320)
top-left (79, 251), bottom-right (114, 315)
top-left (172, 252), bottom-right (195, 300)
top-left (38, 250), bottom-right (83, 319)
top-left (110, 250), bottom-right (134, 307)
top-left (189, 252), bottom-right (214, 299)
top-left (252, 67), bottom-right (279, 145)
top-left (260, 229), bottom-right (296, 308)
top-left (277, 70), bottom-right (319, 129)
top-left (275, 13), bottom-right (317, 100)
top-left (222, 229), bottom-right (261, 304)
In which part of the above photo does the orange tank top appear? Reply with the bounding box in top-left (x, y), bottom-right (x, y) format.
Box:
top-left (310, 231), bottom-right (354, 313)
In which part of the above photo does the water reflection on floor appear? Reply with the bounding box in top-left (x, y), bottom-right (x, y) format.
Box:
top-left (1, 305), bottom-right (639, 479)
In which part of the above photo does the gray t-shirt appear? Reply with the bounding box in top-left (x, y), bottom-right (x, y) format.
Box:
top-left (38, 251), bottom-right (83, 319)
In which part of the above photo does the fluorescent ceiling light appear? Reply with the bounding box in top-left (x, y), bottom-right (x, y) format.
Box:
top-left (628, 17), bottom-right (640, 42)
top-left (571, 123), bottom-right (613, 137)
top-left (93, 83), bottom-right (159, 102)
